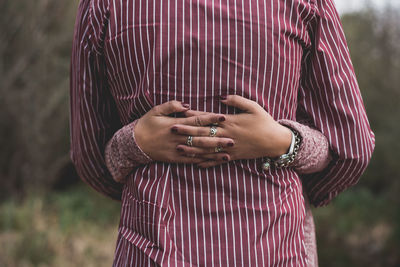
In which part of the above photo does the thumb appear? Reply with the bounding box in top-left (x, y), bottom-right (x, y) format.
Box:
top-left (152, 100), bottom-right (189, 115)
top-left (220, 95), bottom-right (258, 112)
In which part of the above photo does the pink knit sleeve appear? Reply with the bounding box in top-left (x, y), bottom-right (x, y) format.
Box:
top-left (278, 119), bottom-right (332, 174)
top-left (104, 119), bottom-right (153, 183)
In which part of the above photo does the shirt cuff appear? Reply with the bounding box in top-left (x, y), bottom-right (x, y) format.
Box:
top-left (278, 119), bottom-right (332, 174)
top-left (104, 119), bottom-right (153, 183)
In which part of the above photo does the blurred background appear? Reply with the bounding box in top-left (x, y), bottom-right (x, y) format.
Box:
top-left (0, 0), bottom-right (399, 266)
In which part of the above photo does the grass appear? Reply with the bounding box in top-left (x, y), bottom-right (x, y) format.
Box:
top-left (313, 188), bottom-right (398, 267)
top-left (0, 185), bottom-right (121, 267)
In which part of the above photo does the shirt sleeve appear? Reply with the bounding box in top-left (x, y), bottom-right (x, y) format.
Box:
top-left (69, 0), bottom-right (123, 200)
top-left (104, 119), bottom-right (154, 183)
top-left (296, 0), bottom-right (375, 207)
top-left (278, 119), bottom-right (332, 174)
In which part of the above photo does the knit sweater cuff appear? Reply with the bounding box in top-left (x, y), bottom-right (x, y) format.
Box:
top-left (104, 119), bottom-right (153, 183)
top-left (278, 119), bottom-right (332, 174)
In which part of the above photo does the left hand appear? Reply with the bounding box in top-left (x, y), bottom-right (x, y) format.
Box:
top-left (170, 95), bottom-right (293, 168)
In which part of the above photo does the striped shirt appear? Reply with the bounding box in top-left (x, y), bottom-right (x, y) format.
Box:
top-left (69, 0), bottom-right (375, 265)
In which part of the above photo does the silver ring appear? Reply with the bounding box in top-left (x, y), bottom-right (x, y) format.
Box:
top-left (209, 126), bottom-right (217, 137)
top-left (186, 136), bottom-right (193, 146)
top-left (214, 146), bottom-right (223, 153)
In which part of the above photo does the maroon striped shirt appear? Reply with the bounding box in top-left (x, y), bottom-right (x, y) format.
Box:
top-left (70, 0), bottom-right (375, 265)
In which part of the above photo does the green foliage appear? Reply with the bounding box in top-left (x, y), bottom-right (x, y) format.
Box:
top-left (0, 184), bottom-right (120, 266)
top-left (0, 185), bottom-right (120, 233)
top-left (0, 0), bottom-right (77, 197)
top-left (314, 189), bottom-right (395, 266)
top-left (14, 231), bottom-right (55, 266)
top-left (48, 186), bottom-right (121, 232)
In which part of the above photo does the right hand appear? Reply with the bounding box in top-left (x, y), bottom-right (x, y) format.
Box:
top-left (134, 101), bottom-right (235, 164)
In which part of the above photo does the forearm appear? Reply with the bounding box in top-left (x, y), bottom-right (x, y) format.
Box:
top-left (105, 116), bottom-right (332, 183)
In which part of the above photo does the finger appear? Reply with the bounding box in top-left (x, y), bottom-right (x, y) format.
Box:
top-left (183, 110), bottom-right (210, 117)
top-left (197, 160), bottom-right (227, 168)
top-left (152, 100), bottom-right (189, 115)
top-left (171, 124), bottom-right (226, 137)
top-left (220, 95), bottom-right (259, 113)
top-left (192, 136), bottom-right (234, 148)
top-left (175, 135), bottom-right (234, 148)
top-left (176, 144), bottom-right (230, 155)
top-left (177, 135), bottom-right (234, 148)
top-left (181, 113), bottom-right (226, 126)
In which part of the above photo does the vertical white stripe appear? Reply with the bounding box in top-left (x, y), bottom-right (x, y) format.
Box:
top-left (269, 1), bottom-right (278, 264)
top-left (224, 0), bottom-right (238, 264)
top-left (217, 1), bottom-right (229, 265)
top-left (159, 0), bottom-right (164, 104)
top-left (205, 169), bottom-right (215, 264)
top-left (179, 0), bottom-right (187, 262)
top-left (184, 165), bottom-right (193, 265)
top-left (201, 0), bottom-right (209, 263)
top-left (173, 0), bottom-right (178, 264)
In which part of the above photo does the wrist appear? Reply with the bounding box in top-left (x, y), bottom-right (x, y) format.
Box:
top-left (269, 123), bottom-right (293, 158)
top-left (133, 119), bottom-right (147, 152)
top-left (261, 125), bottom-right (302, 171)
top-left (132, 119), bottom-right (153, 161)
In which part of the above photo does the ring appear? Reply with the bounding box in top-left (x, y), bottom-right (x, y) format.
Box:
top-left (209, 126), bottom-right (217, 137)
top-left (211, 122), bottom-right (219, 126)
top-left (214, 146), bottom-right (223, 153)
top-left (186, 136), bottom-right (193, 146)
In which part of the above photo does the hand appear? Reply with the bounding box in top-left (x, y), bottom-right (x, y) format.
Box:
top-left (170, 95), bottom-right (292, 168)
top-left (134, 100), bottom-right (235, 164)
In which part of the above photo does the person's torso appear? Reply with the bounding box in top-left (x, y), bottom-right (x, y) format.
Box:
top-left (104, 0), bottom-right (314, 265)
top-left (104, 0), bottom-right (314, 122)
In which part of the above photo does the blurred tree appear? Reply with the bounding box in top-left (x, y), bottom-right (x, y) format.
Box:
top-left (0, 0), bottom-right (78, 198)
top-left (342, 8), bottom-right (400, 195)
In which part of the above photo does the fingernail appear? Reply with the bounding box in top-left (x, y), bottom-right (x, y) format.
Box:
top-left (171, 127), bottom-right (178, 133)
top-left (227, 142), bottom-right (234, 147)
top-left (182, 103), bottom-right (190, 108)
top-left (220, 95), bottom-right (227, 100)
top-left (223, 156), bottom-right (229, 161)
top-left (177, 147), bottom-right (184, 152)
top-left (218, 116), bottom-right (225, 122)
